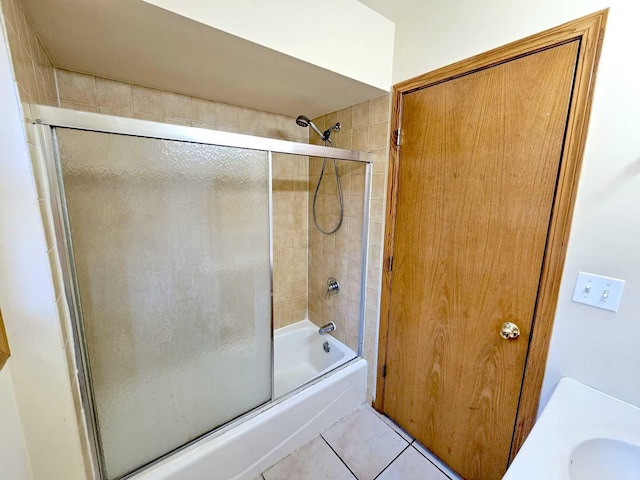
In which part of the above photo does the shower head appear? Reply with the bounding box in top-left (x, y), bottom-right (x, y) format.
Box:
top-left (296, 114), bottom-right (341, 145)
top-left (295, 114), bottom-right (326, 142)
top-left (296, 115), bottom-right (311, 128)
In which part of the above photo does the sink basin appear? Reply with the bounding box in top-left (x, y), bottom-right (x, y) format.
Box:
top-left (503, 378), bottom-right (640, 480)
top-left (569, 438), bottom-right (640, 480)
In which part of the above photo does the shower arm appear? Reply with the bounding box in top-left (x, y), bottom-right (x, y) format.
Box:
top-left (308, 122), bottom-right (325, 141)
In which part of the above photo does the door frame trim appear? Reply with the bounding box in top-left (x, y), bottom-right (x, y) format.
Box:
top-left (373, 9), bottom-right (608, 463)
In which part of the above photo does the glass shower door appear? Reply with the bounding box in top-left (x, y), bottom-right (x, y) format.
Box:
top-left (54, 128), bottom-right (272, 479)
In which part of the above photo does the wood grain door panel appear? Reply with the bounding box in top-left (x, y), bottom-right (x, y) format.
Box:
top-left (383, 41), bottom-right (580, 480)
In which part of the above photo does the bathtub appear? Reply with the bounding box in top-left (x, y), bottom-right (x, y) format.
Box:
top-left (131, 320), bottom-right (365, 480)
top-left (274, 319), bottom-right (357, 398)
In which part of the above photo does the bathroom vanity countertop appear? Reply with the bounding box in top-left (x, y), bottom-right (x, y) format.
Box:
top-left (504, 377), bottom-right (640, 480)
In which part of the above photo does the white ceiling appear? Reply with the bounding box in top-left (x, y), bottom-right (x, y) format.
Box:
top-left (20, 0), bottom-right (386, 118)
top-left (358, 0), bottom-right (431, 22)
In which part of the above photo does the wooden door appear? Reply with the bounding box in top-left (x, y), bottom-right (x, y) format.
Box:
top-left (0, 310), bottom-right (8, 370)
top-left (382, 42), bottom-right (579, 480)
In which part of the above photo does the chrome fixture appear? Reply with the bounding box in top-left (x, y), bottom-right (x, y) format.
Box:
top-left (295, 115), bottom-right (340, 144)
top-left (500, 322), bottom-right (521, 340)
top-left (296, 114), bottom-right (344, 235)
top-left (319, 322), bottom-right (336, 335)
top-left (34, 106), bottom-right (372, 162)
top-left (322, 122), bottom-right (341, 144)
top-left (326, 277), bottom-right (340, 298)
top-left (323, 341), bottom-right (331, 353)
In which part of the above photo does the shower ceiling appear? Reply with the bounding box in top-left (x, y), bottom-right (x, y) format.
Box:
top-left (19, 0), bottom-right (386, 118)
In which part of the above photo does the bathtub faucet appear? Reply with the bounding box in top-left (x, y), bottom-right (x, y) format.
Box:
top-left (319, 322), bottom-right (336, 335)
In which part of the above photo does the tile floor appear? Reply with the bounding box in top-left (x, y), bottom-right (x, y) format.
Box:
top-left (256, 405), bottom-right (458, 480)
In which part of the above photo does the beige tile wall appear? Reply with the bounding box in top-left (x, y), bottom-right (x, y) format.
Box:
top-left (272, 153), bottom-right (310, 328)
top-left (307, 157), bottom-right (366, 351)
top-left (0, 0), bottom-right (56, 107)
top-left (54, 69), bottom-right (310, 329)
top-left (55, 69), bottom-right (308, 142)
top-left (309, 94), bottom-right (390, 402)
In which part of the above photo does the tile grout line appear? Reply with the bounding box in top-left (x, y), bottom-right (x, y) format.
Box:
top-left (367, 407), bottom-right (414, 445)
top-left (410, 440), bottom-right (455, 480)
top-left (380, 416), bottom-right (413, 444)
top-left (319, 434), bottom-right (359, 480)
top-left (372, 443), bottom-right (411, 480)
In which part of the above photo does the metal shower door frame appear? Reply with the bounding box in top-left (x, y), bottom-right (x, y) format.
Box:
top-left (31, 106), bottom-right (373, 162)
top-left (29, 105), bottom-right (373, 480)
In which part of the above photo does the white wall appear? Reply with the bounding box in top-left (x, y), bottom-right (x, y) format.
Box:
top-left (143, 0), bottom-right (395, 91)
top-left (0, 12), bottom-right (87, 480)
top-left (393, 0), bottom-right (640, 410)
top-left (0, 365), bottom-right (32, 480)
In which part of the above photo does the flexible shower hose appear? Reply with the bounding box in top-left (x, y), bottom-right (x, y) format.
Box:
top-left (312, 152), bottom-right (344, 235)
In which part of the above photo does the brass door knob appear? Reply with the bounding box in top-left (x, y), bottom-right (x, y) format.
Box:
top-left (500, 322), bottom-right (520, 340)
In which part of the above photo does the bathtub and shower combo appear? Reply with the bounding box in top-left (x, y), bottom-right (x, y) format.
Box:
top-left (30, 106), bottom-right (373, 480)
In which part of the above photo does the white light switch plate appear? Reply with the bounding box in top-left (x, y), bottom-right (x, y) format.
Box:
top-left (571, 272), bottom-right (625, 312)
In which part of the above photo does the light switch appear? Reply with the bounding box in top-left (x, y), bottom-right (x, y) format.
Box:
top-left (571, 272), bottom-right (625, 312)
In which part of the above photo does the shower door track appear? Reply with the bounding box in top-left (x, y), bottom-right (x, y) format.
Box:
top-left (31, 105), bottom-right (373, 162)
top-left (30, 105), bottom-right (373, 480)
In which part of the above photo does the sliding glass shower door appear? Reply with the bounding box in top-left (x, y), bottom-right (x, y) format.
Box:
top-left (55, 128), bottom-right (272, 479)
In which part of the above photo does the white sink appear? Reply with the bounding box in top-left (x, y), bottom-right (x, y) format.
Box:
top-left (503, 378), bottom-right (640, 480)
top-left (569, 438), bottom-right (640, 480)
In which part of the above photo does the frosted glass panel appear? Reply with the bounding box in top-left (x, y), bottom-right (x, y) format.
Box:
top-left (56, 128), bottom-right (272, 479)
